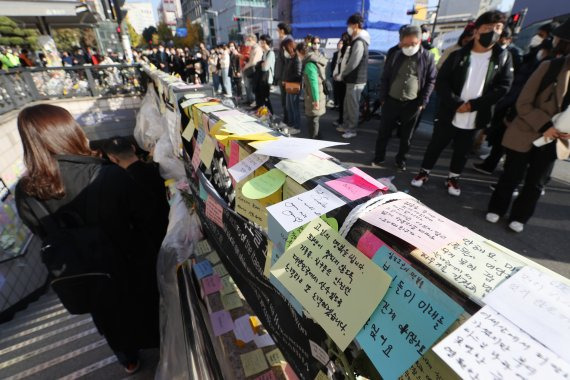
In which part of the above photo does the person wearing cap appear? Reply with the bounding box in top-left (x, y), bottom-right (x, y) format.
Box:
top-left (372, 25), bottom-right (437, 171)
top-left (486, 20), bottom-right (570, 233)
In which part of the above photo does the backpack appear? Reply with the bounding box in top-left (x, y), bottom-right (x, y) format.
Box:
top-left (25, 166), bottom-right (115, 315)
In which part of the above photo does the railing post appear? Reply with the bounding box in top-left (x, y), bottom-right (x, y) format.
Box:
top-left (0, 73), bottom-right (16, 114)
top-left (85, 67), bottom-right (99, 97)
top-left (21, 69), bottom-right (41, 102)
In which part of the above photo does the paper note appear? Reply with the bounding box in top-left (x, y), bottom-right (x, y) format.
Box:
top-left (193, 260), bottom-right (213, 280)
top-left (275, 155), bottom-right (346, 184)
top-left (254, 333), bottom-right (275, 348)
top-left (197, 127), bottom-right (206, 144)
top-left (483, 266), bottom-right (570, 362)
top-left (349, 167), bottom-right (389, 191)
top-left (205, 251), bottom-right (220, 265)
top-left (201, 274), bottom-right (221, 296)
top-left (242, 169), bottom-right (286, 200)
top-left (228, 153), bottom-right (269, 183)
top-left (266, 185), bottom-right (345, 232)
top-left (251, 137), bottom-right (348, 160)
top-left (199, 136), bottom-right (216, 168)
top-left (235, 180), bottom-right (281, 229)
top-left (205, 195), bottom-right (224, 229)
top-left (240, 349), bottom-right (270, 377)
top-left (191, 145), bottom-right (201, 170)
top-left (222, 121), bottom-right (272, 135)
top-left (209, 309), bottom-right (234, 336)
top-left (196, 104), bottom-right (229, 114)
top-left (283, 176), bottom-right (306, 200)
top-left (181, 97), bottom-right (207, 109)
top-left (217, 111), bottom-right (257, 124)
top-left (195, 240), bottom-right (212, 256)
top-left (221, 292), bottom-right (244, 311)
top-left (356, 245), bottom-right (463, 380)
top-left (254, 371), bottom-right (277, 380)
top-left (213, 264), bottom-right (228, 277)
top-left (314, 371), bottom-right (328, 380)
top-left (264, 241), bottom-right (274, 278)
top-left (356, 231), bottom-right (385, 259)
top-left (229, 141), bottom-right (240, 167)
top-left (220, 276), bottom-right (236, 296)
top-left (309, 340), bottom-right (330, 366)
top-left (360, 199), bottom-right (470, 254)
top-left (182, 122), bottom-right (196, 142)
top-left (271, 218), bottom-right (393, 350)
top-left (433, 306), bottom-right (570, 380)
top-left (411, 234), bottom-right (523, 300)
top-left (325, 175), bottom-right (378, 201)
top-left (400, 349), bottom-right (460, 380)
top-left (199, 181), bottom-right (208, 201)
top-left (234, 314), bottom-right (255, 343)
top-left (265, 348), bottom-right (286, 366)
top-left (281, 363), bottom-right (300, 380)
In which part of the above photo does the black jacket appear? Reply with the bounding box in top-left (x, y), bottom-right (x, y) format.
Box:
top-left (378, 44), bottom-right (437, 107)
top-left (436, 41), bottom-right (514, 129)
top-left (283, 55), bottom-right (302, 83)
top-left (15, 155), bottom-right (161, 351)
top-left (274, 35), bottom-right (293, 84)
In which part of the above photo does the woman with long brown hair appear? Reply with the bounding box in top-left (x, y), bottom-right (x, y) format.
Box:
top-left (15, 104), bottom-right (160, 373)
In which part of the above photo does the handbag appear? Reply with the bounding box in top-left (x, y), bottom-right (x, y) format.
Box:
top-left (243, 65), bottom-right (255, 78)
top-left (284, 81), bottom-right (301, 95)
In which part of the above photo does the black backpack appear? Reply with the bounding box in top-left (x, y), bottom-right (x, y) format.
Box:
top-left (26, 166), bottom-right (115, 315)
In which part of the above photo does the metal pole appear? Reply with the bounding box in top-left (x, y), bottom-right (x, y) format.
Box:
top-left (269, 0), bottom-right (273, 38)
top-left (431, 0), bottom-right (441, 37)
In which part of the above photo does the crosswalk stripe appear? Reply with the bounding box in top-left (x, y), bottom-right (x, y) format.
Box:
top-left (25, 297), bottom-right (60, 311)
top-left (57, 355), bottom-right (118, 380)
top-left (17, 304), bottom-right (64, 321)
top-left (0, 315), bottom-right (85, 345)
top-left (0, 328), bottom-right (98, 370)
top-left (0, 318), bottom-right (94, 357)
top-left (3, 339), bottom-right (107, 380)
top-left (1, 309), bottom-right (68, 333)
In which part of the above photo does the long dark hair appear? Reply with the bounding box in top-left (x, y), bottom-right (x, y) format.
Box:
top-left (18, 104), bottom-right (94, 200)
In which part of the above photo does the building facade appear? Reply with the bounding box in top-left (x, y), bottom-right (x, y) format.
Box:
top-left (434, 0), bottom-right (515, 35)
top-left (124, 1), bottom-right (156, 34)
top-left (158, 0), bottom-right (183, 32)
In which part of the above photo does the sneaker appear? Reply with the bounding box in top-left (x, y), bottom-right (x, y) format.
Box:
top-left (342, 131), bottom-right (357, 139)
top-left (395, 160), bottom-right (406, 171)
top-left (508, 221), bottom-right (524, 233)
top-left (446, 177), bottom-right (461, 196)
top-left (541, 188), bottom-right (546, 196)
top-left (124, 361), bottom-right (140, 375)
top-left (333, 121), bottom-right (342, 127)
top-left (336, 126), bottom-right (346, 132)
top-left (249, 101), bottom-right (257, 107)
top-left (489, 184), bottom-right (519, 197)
top-left (411, 170), bottom-right (429, 187)
top-left (288, 127), bottom-right (301, 135)
top-left (472, 162), bottom-right (493, 175)
top-left (486, 212), bottom-right (500, 223)
top-left (370, 160), bottom-right (385, 167)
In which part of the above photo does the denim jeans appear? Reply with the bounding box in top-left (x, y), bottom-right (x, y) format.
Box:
top-left (286, 92), bottom-right (300, 130)
top-left (221, 67), bottom-right (232, 96)
top-left (212, 73), bottom-right (221, 92)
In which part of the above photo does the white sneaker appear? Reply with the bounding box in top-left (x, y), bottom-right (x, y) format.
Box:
top-left (342, 131), bottom-right (357, 139)
top-left (249, 101), bottom-right (256, 107)
top-left (446, 177), bottom-right (461, 196)
top-left (486, 213), bottom-right (500, 223)
top-left (508, 221), bottom-right (524, 233)
top-left (336, 126), bottom-right (346, 132)
top-left (288, 128), bottom-right (301, 135)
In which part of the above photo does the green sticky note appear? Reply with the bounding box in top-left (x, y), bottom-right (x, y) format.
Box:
top-left (241, 169), bottom-right (286, 200)
top-left (321, 215), bottom-right (339, 231)
top-left (220, 276), bottom-right (236, 296)
top-left (221, 292), bottom-right (243, 311)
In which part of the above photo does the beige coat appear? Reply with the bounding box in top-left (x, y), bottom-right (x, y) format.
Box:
top-left (503, 56), bottom-right (570, 155)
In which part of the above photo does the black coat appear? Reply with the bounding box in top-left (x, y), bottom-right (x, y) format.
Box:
top-left (283, 55), bottom-right (302, 83)
top-left (15, 155), bottom-right (161, 352)
top-left (435, 41), bottom-right (514, 129)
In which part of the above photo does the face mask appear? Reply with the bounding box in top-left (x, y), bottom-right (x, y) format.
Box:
top-left (500, 43), bottom-right (508, 49)
top-left (284, 51), bottom-right (291, 59)
top-left (347, 26), bottom-right (354, 36)
top-left (422, 32), bottom-right (429, 41)
top-left (479, 30), bottom-right (500, 48)
top-left (402, 44), bottom-right (420, 56)
top-left (536, 50), bottom-right (546, 61)
top-left (529, 34), bottom-right (544, 48)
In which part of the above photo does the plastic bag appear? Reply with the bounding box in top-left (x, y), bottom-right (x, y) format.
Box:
top-left (153, 131), bottom-right (186, 181)
top-left (134, 86), bottom-right (165, 152)
top-left (155, 192), bottom-right (202, 380)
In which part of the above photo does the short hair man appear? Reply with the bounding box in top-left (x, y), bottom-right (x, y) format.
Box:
top-left (411, 11), bottom-right (514, 196)
top-left (373, 25), bottom-right (437, 170)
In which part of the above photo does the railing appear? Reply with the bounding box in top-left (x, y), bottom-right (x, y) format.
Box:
top-left (0, 64), bottom-right (145, 116)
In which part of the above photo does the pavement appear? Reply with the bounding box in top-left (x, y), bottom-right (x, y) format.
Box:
top-left (266, 91), bottom-right (570, 279)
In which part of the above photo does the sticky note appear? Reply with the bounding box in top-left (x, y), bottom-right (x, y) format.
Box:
top-left (275, 155), bottom-right (346, 184)
top-left (249, 316), bottom-right (262, 333)
top-left (201, 274), bottom-right (221, 296)
top-left (191, 145), bottom-right (201, 171)
top-left (213, 264), bottom-right (228, 277)
top-left (220, 276), bottom-right (236, 296)
top-left (235, 184), bottom-right (279, 229)
top-left (401, 350), bottom-right (460, 380)
top-left (254, 371), bottom-right (277, 380)
top-left (271, 218), bottom-right (392, 351)
top-left (209, 310), bottom-right (234, 336)
top-left (197, 128), bottom-right (206, 144)
top-left (221, 292), bottom-right (243, 311)
top-left (253, 333), bottom-right (275, 348)
top-left (199, 181), bottom-right (208, 201)
top-left (356, 231), bottom-right (385, 259)
top-left (199, 136), bottom-right (216, 169)
top-left (228, 153), bottom-right (269, 183)
top-left (314, 371), bottom-right (328, 380)
top-left (193, 260), bottom-right (213, 280)
top-left (205, 294), bottom-right (224, 314)
top-left (265, 348), bottom-right (286, 366)
top-left (356, 245), bottom-right (463, 380)
top-left (325, 175), bottom-right (378, 200)
top-left (205, 196), bottom-right (224, 229)
top-left (229, 140), bottom-right (240, 167)
top-left (251, 137), bottom-right (348, 160)
top-left (349, 167), bottom-right (389, 191)
top-left (195, 240), bottom-right (212, 256)
top-left (240, 349), bottom-right (270, 377)
top-left (264, 241), bottom-right (273, 278)
top-left (242, 169), bottom-right (286, 200)
top-left (206, 251), bottom-right (220, 265)
top-left (182, 122), bottom-right (196, 142)
top-left (233, 314), bottom-right (255, 343)
top-left (283, 176), bottom-right (306, 200)
top-left (309, 340), bottom-right (329, 366)
top-left (281, 363), bottom-right (300, 380)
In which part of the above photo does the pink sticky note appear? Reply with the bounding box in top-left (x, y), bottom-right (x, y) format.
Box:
top-left (349, 167), bottom-right (389, 191)
top-left (201, 274), bottom-right (221, 296)
top-left (229, 141), bottom-right (240, 168)
top-left (282, 363), bottom-right (300, 380)
top-left (205, 195), bottom-right (224, 228)
top-left (192, 146), bottom-right (201, 171)
top-left (202, 113), bottom-right (210, 132)
top-left (209, 310), bottom-right (234, 336)
top-left (325, 175), bottom-right (377, 201)
top-left (255, 371), bottom-right (278, 380)
top-left (356, 230), bottom-right (385, 259)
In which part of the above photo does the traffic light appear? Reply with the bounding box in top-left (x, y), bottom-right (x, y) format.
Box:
top-left (507, 8), bottom-right (527, 35)
top-left (116, 26), bottom-right (121, 34)
top-left (233, 16), bottom-right (245, 22)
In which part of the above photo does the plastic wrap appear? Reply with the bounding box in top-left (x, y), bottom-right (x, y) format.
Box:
top-left (153, 131), bottom-right (186, 181)
top-left (134, 86), bottom-right (165, 152)
top-left (155, 191), bottom-right (203, 380)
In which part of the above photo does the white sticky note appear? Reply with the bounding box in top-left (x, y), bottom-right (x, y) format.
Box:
top-left (309, 340), bottom-right (330, 366)
top-left (251, 137), bottom-right (348, 160)
top-left (228, 154), bottom-right (269, 183)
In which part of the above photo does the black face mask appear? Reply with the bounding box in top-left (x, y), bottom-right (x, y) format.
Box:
top-left (479, 30), bottom-right (500, 48)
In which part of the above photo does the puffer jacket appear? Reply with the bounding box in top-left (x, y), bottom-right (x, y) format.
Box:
top-left (302, 51), bottom-right (328, 117)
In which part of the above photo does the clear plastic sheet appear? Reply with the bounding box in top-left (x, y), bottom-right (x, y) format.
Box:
top-left (153, 131), bottom-right (186, 181)
top-left (134, 86), bottom-right (165, 152)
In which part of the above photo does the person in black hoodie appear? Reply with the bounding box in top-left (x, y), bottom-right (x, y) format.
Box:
top-left (15, 105), bottom-right (160, 374)
top-left (275, 23), bottom-right (294, 125)
top-left (411, 10), bottom-right (514, 196)
top-left (282, 39), bottom-right (302, 134)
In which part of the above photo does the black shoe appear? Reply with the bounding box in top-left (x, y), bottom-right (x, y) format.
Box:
top-left (395, 160), bottom-right (406, 171)
top-left (472, 162), bottom-right (493, 175)
top-left (371, 160), bottom-right (385, 167)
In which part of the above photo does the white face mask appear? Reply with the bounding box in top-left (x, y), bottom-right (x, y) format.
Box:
top-left (500, 43), bottom-right (508, 49)
top-left (284, 50), bottom-right (291, 59)
top-left (401, 44), bottom-right (420, 56)
top-left (347, 26), bottom-right (354, 36)
top-left (529, 34), bottom-right (544, 48)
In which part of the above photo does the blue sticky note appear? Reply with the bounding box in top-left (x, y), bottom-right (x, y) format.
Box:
top-left (199, 181), bottom-right (208, 201)
top-left (356, 245), bottom-right (464, 380)
top-left (268, 213), bottom-right (289, 265)
top-left (197, 128), bottom-right (206, 145)
top-left (193, 260), bottom-right (213, 280)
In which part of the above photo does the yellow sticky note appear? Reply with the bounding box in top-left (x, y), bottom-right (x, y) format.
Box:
top-left (199, 136), bottom-right (216, 169)
top-left (215, 132), bottom-right (278, 142)
top-left (209, 120), bottom-right (226, 136)
top-left (271, 218), bottom-right (393, 351)
top-left (283, 176), bottom-right (307, 200)
top-left (242, 169), bottom-right (286, 200)
top-left (182, 121), bottom-right (196, 142)
top-left (315, 371), bottom-right (328, 380)
top-left (240, 349), bottom-right (269, 377)
top-left (221, 292), bottom-right (243, 310)
top-left (249, 316), bottom-right (262, 334)
top-left (400, 350), bottom-right (461, 380)
top-left (275, 155), bottom-right (345, 184)
top-left (239, 145), bottom-right (250, 161)
top-left (265, 348), bottom-right (286, 366)
top-left (235, 174), bottom-right (281, 229)
top-left (264, 241), bottom-right (273, 278)
top-left (220, 276), bottom-right (236, 296)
